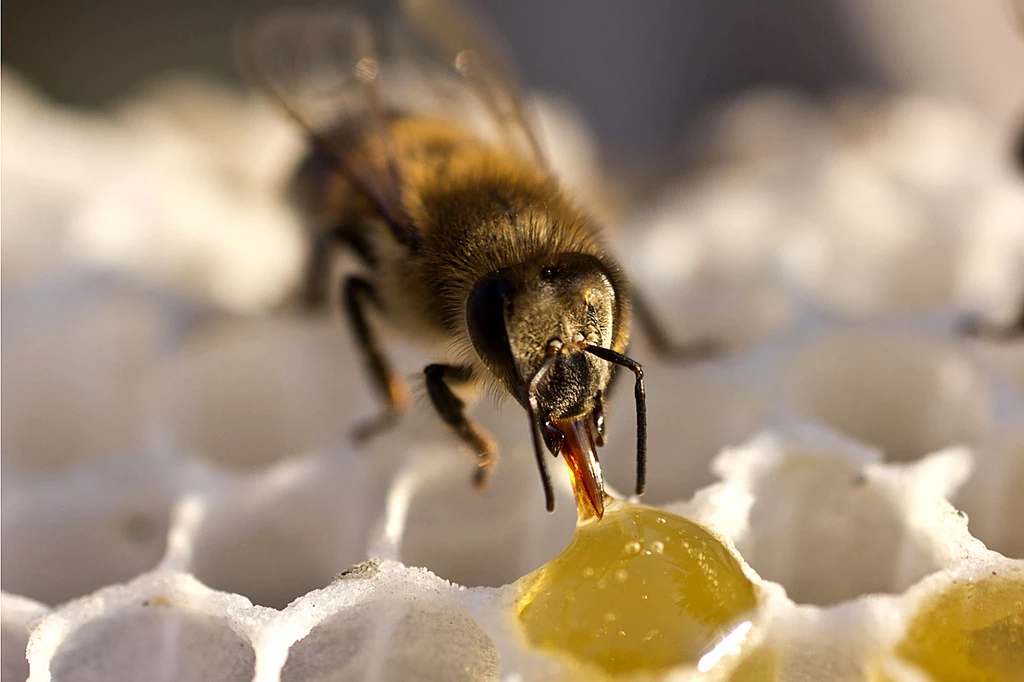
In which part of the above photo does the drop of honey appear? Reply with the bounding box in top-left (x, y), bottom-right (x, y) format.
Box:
top-left (515, 500), bottom-right (761, 677)
top-left (893, 570), bottom-right (1024, 682)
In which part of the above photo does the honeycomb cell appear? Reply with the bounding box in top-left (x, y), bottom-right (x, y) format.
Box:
top-left (48, 601), bottom-right (256, 682)
top-left (383, 602), bottom-right (500, 682)
top-left (1, 277), bottom-right (180, 473)
top-left (955, 424), bottom-right (1024, 560)
top-left (398, 446), bottom-right (577, 588)
top-left (187, 454), bottom-right (384, 609)
top-left (785, 331), bottom-right (992, 462)
top-left (894, 570), bottom-right (1024, 682)
top-left (281, 599), bottom-right (499, 682)
top-left (161, 316), bottom-right (367, 469)
top-left (1, 460), bottom-right (174, 606)
top-left (601, 369), bottom-right (767, 505)
top-left (516, 502), bottom-right (760, 677)
top-left (279, 605), bottom-right (375, 682)
top-left (731, 440), bottom-right (944, 605)
top-left (809, 173), bottom-right (962, 313)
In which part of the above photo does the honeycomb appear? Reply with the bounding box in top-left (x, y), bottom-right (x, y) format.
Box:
top-left (3, 72), bottom-right (1024, 682)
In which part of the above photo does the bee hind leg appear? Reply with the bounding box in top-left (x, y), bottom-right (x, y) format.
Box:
top-left (298, 228), bottom-right (338, 311)
top-left (960, 302), bottom-right (1024, 341)
top-left (342, 276), bottom-right (409, 441)
top-left (423, 364), bottom-right (497, 491)
top-left (631, 287), bottom-right (727, 362)
top-left (301, 224), bottom-right (377, 312)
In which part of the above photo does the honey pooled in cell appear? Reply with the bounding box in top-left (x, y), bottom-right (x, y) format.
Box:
top-left (893, 570), bottom-right (1024, 682)
top-left (515, 500), bottom-right (761, 676)
top-left (515, 419), bottom-right (760, 676)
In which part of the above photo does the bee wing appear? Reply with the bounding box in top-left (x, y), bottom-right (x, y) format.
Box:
top-left (399, 0), bottom-right (546, 166)
top-left (238, 7), bottom-right (416, 246)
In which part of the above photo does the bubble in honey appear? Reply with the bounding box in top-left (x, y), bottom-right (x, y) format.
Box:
top-left (515, 501), bottom-right (761, 676)
top-left (893, 570), bottom-right (1024, 682)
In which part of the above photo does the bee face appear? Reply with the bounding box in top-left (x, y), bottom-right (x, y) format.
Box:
top-left (466, 253), bottom-right (619, 419)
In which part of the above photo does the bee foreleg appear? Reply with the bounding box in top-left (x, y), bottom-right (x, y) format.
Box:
top-left (631, 287), bottom-right (727, 363)
top-left (342, 276), bottom-right (409, 441)
top-left (423, 364), bottom-right (497, 491)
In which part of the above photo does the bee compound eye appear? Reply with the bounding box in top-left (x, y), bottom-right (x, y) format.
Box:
top-left (540, 266), bottom-right (559, 280)
top-left (466, 275), bottom-right (517, 378)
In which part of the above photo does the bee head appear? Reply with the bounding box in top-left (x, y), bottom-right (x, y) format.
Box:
top-left (465, 253), bottom-right (623, 419)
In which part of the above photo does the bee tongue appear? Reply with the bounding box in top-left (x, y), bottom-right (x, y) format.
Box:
top-left (552, 416), bottom-right (606, 520)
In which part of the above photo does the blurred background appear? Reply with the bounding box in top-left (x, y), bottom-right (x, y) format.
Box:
top-left (4, 0), bottom-right (1023, 164)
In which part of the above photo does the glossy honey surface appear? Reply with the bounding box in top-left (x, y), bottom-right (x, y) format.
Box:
top-left (516, 501), bottom-right (760, 677)
top-left (894, 571), bottom-right (1024, 682)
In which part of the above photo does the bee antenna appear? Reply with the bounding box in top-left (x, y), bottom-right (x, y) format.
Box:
top-left (527, 354), bottom-right (559, 512)
top-left (582, 345), bottom-right (647, 496)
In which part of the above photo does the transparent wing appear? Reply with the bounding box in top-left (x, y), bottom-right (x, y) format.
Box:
top-left (399, 0), bottom-right (546, 165)
top-left (239, 7), bottom-right (415, 245)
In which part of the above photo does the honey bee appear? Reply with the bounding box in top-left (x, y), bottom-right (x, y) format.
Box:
top-left (240, 0), bottom-right (721, 517)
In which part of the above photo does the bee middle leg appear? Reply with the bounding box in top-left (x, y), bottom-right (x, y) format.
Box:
top-left (423, 364), bottom-right (497, 490)
top-left (302, 225), bottom-right (377, 311)
top-left (631, 288), bottom-right (726, 363)
top-left (342, 276), bottom-right (409, 441)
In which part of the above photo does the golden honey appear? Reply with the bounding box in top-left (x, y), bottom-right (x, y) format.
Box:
top-left (515, 500), bottom-right (761, 677)
top-left (893, 570), bottom-right (1024, 682)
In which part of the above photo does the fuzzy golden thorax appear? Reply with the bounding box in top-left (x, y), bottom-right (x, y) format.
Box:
top-left (386, 120), bottom-right (631, 415)
top-left (298, 115), bottom-right (632, 416)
